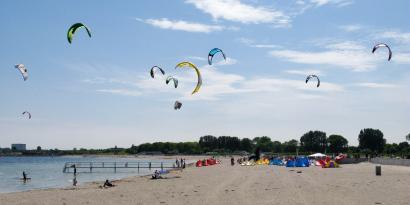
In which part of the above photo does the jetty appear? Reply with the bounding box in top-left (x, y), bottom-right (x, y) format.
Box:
top-left (63, 161), bottom-right (177, 173)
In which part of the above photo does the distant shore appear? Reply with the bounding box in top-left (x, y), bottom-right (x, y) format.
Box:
top-left (1, 157), bottom-right (410, 205)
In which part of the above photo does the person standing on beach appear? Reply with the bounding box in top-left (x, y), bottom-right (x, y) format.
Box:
top-left (176, 158), bottom-right (180, 168)
top-left (73, 165), bottom-right (77, 176)
top-left (231, 157), bottom-right (235, 166)
top-left (73, 176), bottom-right (77, 186)
top-left (180, 158), bottom-right (183, 168)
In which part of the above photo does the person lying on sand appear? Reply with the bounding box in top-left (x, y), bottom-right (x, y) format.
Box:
top-left (152, 170), bottom-right (162, 179)
top-left (103, 179), bottom-right (115, 188)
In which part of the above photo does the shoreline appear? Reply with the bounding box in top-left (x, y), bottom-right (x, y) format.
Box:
top-left (1, 158), bottom-right (410, 205)
top-left (0, 155), bottom-right (202, 194)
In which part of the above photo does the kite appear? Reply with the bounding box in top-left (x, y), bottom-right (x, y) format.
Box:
top-left (175, 62), bottom-right (202, 94)
top-left (67, 23), bottom-right (92, 44)
top-left (174, 101), bottom-right (182, 110)
top-left (14, 64), bottom-right (28, 81)
top-left (166, 76), bottom-right (178, 88)
top-left (150, 66), bottom-right (165, 78)
top-left (22, 111), bottom-right (31, 119)
top-left (372, 43), bottom-right (392, 61)
top-left (305, 75), bottom-right (320, 87)
top-left (208, 48), bottom-right (226, 65)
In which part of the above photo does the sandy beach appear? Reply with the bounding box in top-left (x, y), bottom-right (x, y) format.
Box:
top-left (1, 157), bottom-right (409, 205)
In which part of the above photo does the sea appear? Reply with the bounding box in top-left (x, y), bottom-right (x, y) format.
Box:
top-left (0, 156), bottom-right (178, 193)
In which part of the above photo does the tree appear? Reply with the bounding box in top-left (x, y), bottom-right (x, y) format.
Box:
top-left (327, 135), bottom-right (348, 154)
top-left (383, 143), bottom-right (398, 155)
top-left (272, 141), bottom-right (282, 153)
top-left (199, 135), bottom-right (218, 152)
top-left (240, 138), bottom-right (253, 152)
top-left (300, 131), bottom-right (327, 153)
top-left (283, 139), bottom-right (298, 153)
top-left (358, 128), bottom-right (386, 155)
top-left (253, 136), bottom-right (273, 152)
top-left (36, 146), bottom-right (42, 151)
top-left (406, 133), bottom-right (410, 141)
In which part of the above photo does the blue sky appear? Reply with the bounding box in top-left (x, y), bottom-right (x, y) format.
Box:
top-left (1, 0), bottom-right (409, 149)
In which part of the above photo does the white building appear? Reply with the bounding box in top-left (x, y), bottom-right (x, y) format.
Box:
top-left (11, 144), bottom-right (26, 151)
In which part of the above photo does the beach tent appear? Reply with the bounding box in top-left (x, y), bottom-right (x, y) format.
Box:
top-left (286, 160), bottom-right (296, 167)
top-left (196, 160), bottom-right (202, 167)
top-left (295, 157), bottom-right (310, 167)
top-left (269, 158), bottom-right (284, 166)
top-left (309, 153), bottom-right (326, 157)
top-left (322, 160), bottom-right (339, 168)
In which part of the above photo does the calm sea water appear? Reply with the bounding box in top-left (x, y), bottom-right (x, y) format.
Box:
top-left (0, 156), bottom-right (177, 193)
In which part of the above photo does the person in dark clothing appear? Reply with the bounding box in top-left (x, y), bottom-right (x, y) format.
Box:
top-left (103, 179), bottom-right (114, 187)
top-left (231, 157), bottom-right (235, 166)
top-left (152, 170), bottom-right (161, 179)
top-left (22, 171), bottom-right (28, 183)
top-left (73, 176), bottom-right (77, 186)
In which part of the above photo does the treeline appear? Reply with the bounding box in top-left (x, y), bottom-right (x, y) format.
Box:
top-left (2, 128), bottom-right (409, 158)
top-left (126, 128), bottom-right (410, 158)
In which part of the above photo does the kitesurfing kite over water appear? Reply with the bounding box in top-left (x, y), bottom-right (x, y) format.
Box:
top-left (14, 64), bottom-right (28, 81)
top-left (67, 23), bottom-right (92, 44)
top-left (175, 62), bottom-right (202, 94)
top-left (208, 48), bottom-right (226, 65)
top-left (150, 66), bottom-right (165, 78)
top-left (306, 75), bottom-right (320, 87)
top-left (372, 43), bottom-right (392, 61)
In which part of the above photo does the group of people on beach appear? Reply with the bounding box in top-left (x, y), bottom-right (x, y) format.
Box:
top-left (175, 158), bottom-right (186, 168)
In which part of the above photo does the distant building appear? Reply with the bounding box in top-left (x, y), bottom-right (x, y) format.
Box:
top-left (11, 144), bottom-right (26, 151)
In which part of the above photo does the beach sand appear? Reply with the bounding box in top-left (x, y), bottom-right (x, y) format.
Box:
top-left (1, 157), bottom-right (409, 205)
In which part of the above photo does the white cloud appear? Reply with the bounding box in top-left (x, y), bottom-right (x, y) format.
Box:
top-left (242, 78), bottom-right (344, 93)
top-left (269, 41), bottom-right (381, 72)
top-left (136, 18), bottom-right (226, 33)
top-left (187, 56), bottom-right (207, 61)
top-left (285, 69), bottom-right (322, 76)
top-left (394, 53), bottom-right (410, 64)
top-left (96, 89), bottom-right (141, 96)
top-left (378, 31), bottom-right (410, 44)
top-left (215, 57), bottom-right (237, 66)
top-left (237, 37), bottom-right (281, 48)
top-left (185, 0), bottom-right (291, 26)
top-left (355, 83), bottom-right (399, 89)
top-left (338, 24), bottom-right (362, 32)
top-left (82, 63), bottom-right (342, 101)
top-left (324, 41), bottom-right (365, 50)
top-left (309, 0), bottom-right (353, 7)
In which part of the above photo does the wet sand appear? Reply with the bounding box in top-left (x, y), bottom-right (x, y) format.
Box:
top-left (1, 158), bottom-right (409, 205)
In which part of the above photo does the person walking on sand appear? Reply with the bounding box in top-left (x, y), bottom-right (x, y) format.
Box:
top-left (176, 158), bottom-right (180, 168)
top-left (231, 157), bottom-right (235, 166)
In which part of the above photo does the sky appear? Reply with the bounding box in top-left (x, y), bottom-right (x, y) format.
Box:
top-left (0, 0), bottom-right (409, 149)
